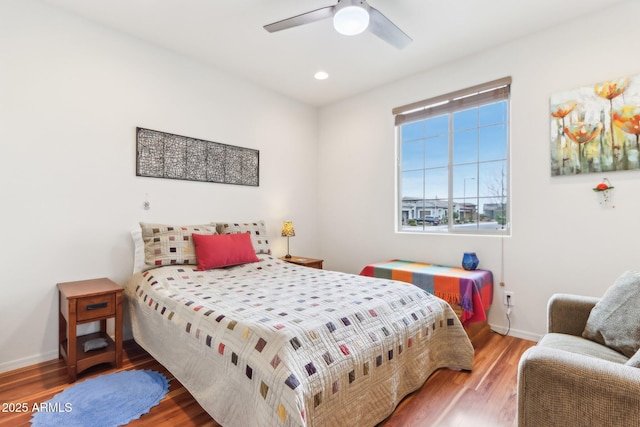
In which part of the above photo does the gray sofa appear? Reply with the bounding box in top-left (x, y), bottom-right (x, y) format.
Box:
top-left (517, 293), bottom-right (640, 427)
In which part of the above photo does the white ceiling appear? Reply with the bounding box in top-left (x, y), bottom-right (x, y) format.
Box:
top-left (42, 0), bottom-right (628, 106)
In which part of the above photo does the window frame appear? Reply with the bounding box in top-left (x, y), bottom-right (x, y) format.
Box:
top-left (394, 77), bottom-right (511, 235)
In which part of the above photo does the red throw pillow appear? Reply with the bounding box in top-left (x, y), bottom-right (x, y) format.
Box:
top-left (192, 233), bottom-right (259, 270)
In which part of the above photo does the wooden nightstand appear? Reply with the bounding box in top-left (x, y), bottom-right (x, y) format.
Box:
top-left (58, 278), bottom-right (123, 382)
top-left (279, 256), bottom-right (324, 269)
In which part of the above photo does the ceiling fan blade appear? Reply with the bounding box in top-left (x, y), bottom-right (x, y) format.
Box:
top-left (367, 7), bottom-right (412, 49)
top-left (264, 6), bottom-right (335, 33)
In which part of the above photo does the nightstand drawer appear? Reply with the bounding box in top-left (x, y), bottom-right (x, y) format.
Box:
top-left (77, 294), bottom-right (115, 321)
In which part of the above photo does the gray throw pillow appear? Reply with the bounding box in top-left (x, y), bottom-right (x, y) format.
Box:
top-left (583, 270), bottom-right (640, 358)
top-left (627, 350), bottom-right (640, 368)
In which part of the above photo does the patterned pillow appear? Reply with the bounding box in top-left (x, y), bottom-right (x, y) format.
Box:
top-left (583, 270), bottom-right (640, 358)
top-left (140, 223), bottom-right (216, 268)
top-left (217, 220), bottom-right (271, 254)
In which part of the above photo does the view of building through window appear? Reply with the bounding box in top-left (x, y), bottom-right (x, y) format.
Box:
top-left (395, 80), bottom-right (510, 234)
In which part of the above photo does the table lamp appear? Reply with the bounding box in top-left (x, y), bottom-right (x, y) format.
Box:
top-left (281, 221), bottom-right (295, 258)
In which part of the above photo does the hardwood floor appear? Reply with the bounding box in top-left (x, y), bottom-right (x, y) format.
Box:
top-left (0, 327), bottom-right (534, 427)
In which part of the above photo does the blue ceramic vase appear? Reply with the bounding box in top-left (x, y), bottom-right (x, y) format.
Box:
top-left (462, 252), bottom-right (479, 270)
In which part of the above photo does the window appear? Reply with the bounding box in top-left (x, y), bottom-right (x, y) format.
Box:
top-left (394, 77), bottom-right (510, 234)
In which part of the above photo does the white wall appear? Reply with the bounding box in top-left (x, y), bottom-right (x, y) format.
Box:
top-left (317, 0), bottom-right (640, 341)
top-left (4, 0), bottom-right (639, 373)
top-left (0, 0), bottom-right (319, 371)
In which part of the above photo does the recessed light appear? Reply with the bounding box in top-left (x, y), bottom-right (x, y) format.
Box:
top-left (314, 71), bottom-right (329, 80)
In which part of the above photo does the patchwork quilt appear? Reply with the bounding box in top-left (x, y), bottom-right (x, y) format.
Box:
top-left (124, 255), bottom-right (474, 427)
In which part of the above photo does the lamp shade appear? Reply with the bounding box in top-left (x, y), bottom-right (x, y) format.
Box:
top-left (281, 221), bottom-right (295, 237)
top-left (333, 5), bottom-right (369, 36)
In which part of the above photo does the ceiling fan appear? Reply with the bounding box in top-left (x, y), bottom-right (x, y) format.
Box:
top-left (263, 0), bottom-right (412, 50)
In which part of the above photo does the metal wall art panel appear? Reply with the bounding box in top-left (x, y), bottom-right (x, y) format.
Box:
top-left (136, 127), bottom-right (259, 186)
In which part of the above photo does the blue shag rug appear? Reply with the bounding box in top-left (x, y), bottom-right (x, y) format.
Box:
top-left (30, 369), bottom-right (169, 427)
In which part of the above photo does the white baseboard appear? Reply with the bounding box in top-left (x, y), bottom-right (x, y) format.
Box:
top-left (0, 350), bottom-right (59, 374)
top-left (488, 323), bottom-right (541, 342)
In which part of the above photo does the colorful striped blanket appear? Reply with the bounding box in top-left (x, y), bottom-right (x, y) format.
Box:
top-left (360, 260), bottom-right (493, 325)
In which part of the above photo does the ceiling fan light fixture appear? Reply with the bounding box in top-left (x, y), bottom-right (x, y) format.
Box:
top-left (263, 0), bottom-right (412, 49)
top-left (333, 6), bottom-right (370, 36)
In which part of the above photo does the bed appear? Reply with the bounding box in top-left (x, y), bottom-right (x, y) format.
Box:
top-left (124, 221), bottom-right (474, 427)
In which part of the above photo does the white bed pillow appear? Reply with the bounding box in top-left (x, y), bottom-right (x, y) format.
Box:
top-left (131, 225), bottom-right (146, 274)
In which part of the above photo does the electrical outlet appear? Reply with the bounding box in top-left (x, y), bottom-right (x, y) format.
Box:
top-left (503, 291), bottom-right (514, 306)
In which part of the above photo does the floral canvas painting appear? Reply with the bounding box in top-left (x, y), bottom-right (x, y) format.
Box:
top-left (550, 73), bottom-right (640, 176)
